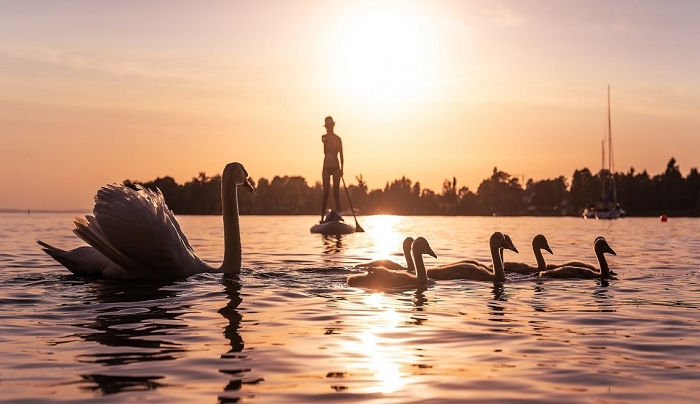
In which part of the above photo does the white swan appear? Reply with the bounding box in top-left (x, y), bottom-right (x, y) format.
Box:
top-left (354, 236), bottom-right (415, 272)
top-left (538, 237), bottom-right (616, 279)
top-left (37, 162), bottom-right (254, 280)
top-left (347, 237), bottom-right (436, 289)
top-left (427, 232), bottom-right (518, 282)
top-left (503, 234), bottom-right (552, 274)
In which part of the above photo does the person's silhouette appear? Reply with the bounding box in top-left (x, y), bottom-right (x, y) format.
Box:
top-left (320, 116), bottom-right (344, 222)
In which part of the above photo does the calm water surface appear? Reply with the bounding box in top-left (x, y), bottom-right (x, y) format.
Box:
top-left (1, 213), bottom-right (699, 403)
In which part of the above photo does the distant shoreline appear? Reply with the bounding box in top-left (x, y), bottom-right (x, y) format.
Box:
top-left (2, 209), bottom-right (694, 218)
top-left (0, 209), bottom-right (90, 214)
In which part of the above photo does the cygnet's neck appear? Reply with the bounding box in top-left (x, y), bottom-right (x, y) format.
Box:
top-left (595, 248), bottom-right (610, 278)
top-left (412, 250), bottom-right (428, 284)
top-left (490, 242), bottom-right (506, 282)
top-left (405, 247), bottom-right (416, 272)
top-left (534, 246), bottom-right (547, 271)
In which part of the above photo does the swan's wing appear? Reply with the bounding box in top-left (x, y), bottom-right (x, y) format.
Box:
top-left (37, 241), bottom-right (111, 276)
top-left (348, 266), bottom-right (417, 288)
top-left (72, 215), bottom-right (147, 275)
top-left (434, 259), bottom-right (488, 270)
top-left (538, 266), bottom-right (599, 279)
top-left (37, 241), bottom-right (131, 278)
top-left (151, 185), bottom-right (195, 251)
top-left (355, 259), bottom-right (405, 271)
top-left (503, 261), bottom-right (538, 274)
top-left (90, 184), bottom-right (204, 278)
top-left (546, 261), bottom-right (596, 270)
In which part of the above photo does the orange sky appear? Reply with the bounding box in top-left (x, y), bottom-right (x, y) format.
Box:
top-left (1, 0), bottom-right (699, 210)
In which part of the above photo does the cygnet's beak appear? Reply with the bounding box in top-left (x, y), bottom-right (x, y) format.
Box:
top-left (427, 247), bottom-right (437, 259)
top-left (606, 244), bottom-right (617, 256)
top-left (544, 244), bottom-right (553, 255)
top-left (243, 178), bottom-right (255, 193)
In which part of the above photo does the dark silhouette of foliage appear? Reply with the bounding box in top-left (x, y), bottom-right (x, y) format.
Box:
top-left (124, 157), bottom-right (700, 217)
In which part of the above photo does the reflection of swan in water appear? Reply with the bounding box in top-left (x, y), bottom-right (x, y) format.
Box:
top-left (219, 275), bottom-right (244, 355)
top-left (427, 232), bottom-right (518, 282)
top-left (218, 274), bottom-right (257, 397)
top-left (538, 237), bottom-right (616, 279)
top-left (62, 279), bottom-right (189, 395)
top-left (69, 280), bottom-right (189, 365)
top-left (503, 234), bottom-right (552, 274)
top-left (37, 162), bottom-right (254, 280)
top-left (347, 237), bottom-right (436, 289)
top-left (354, 236), bottom-right (415, 272)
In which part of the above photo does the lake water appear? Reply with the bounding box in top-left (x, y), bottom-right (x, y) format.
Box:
top-left (1, 213), bottom-right (699, 403)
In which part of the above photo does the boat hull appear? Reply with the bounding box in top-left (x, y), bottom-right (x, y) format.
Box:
top-left (310, 221), bottom-right (355, 235)
top-left (583, 206), bottom-right (625, 220)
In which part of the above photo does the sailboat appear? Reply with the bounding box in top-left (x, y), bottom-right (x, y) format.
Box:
top-left (583, 86), bottom-right (626, 220)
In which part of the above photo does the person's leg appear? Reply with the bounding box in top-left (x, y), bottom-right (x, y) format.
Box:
top-left (332, 169), bottom-right (341, 213)
top-left (321, 168), bottom-right (331, 221)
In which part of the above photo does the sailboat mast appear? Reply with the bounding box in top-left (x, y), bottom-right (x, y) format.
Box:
top-left (608, 85), bottom-right (617, 202)
top-left (608, 85), bottom-right (612, 173)
top-left (601, 139), bottom-right (605, 199)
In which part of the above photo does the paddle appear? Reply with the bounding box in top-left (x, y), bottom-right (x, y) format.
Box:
top-left (341, 176), bottom-right (365, 232)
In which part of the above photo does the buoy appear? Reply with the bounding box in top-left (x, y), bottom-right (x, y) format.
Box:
top-left (660, 214), bottom-right (668, 222)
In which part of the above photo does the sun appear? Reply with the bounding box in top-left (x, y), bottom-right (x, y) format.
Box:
top-left (331, 5), bottom-right (438, 104)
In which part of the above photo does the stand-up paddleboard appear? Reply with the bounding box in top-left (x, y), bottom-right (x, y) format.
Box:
top-left (310, 210), bottom-right (355, 235)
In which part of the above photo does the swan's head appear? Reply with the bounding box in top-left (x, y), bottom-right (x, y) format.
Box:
top-left (224, 162), bottom-right (255, 193)
top-left (533, 234), bottom-right (553, 255)
top-left (402, 236), bottom-right (415, 252)
top-left (491, 232), bottom-right (518, 254)
top-left (594, 237), bottom-right (616, 256)
top-left (412, 237), bottom-right (437, 259)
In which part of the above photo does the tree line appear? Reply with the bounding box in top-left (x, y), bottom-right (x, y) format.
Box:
top-left (124, 157), bottom-right (700, 217)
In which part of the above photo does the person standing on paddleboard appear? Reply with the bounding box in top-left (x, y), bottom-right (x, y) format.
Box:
top-left (321, 116), bottom-right (344, 223)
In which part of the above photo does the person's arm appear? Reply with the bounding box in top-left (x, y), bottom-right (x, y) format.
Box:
top-left (339, 137), bottom-right (344, 175)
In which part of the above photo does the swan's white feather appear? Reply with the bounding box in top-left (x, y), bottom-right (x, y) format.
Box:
top-left (37, 240), bottom-right (127, 278)
top-left (38, 161), bottom-right (252, 280)
top-left (87, 184), bottom-right (207, 278)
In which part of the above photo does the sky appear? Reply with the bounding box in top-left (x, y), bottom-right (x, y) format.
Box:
top-left (1, 0), bottom-right (699, 211)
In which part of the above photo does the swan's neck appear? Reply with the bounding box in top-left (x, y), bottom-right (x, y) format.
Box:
top-left (534, 246), bottom-right (546, 270)
top-left (220, 184), bottom-right (242, 274)
top-left (491, 245), bottom-right (505, 282)
top-left (405, 248), bottom-right (415, 272)
top-left (413, 252), bottom-right (427, 284)
top-left (596, 250), bottom-right (610, 278)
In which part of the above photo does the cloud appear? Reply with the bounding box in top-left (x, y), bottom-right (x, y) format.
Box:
top-left (0, 42), bottom-right (200, 81)
top-left (488, 4), bottom-right (525, 28)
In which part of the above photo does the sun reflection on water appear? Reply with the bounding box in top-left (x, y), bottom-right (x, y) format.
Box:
top-left (362, 215), bottom-right (406, 261)
top-left (346, 293), bottom-right (408, 394)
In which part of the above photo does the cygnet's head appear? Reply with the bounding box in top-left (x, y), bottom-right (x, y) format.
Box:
top-left (491, 232), bottom-right (518, 254)
top-left (533, 234), bottom-right (553, 255)
top-left (594, 237), bottom-right (616, 255)
top-left (412, 237), bottom-right (437, 259)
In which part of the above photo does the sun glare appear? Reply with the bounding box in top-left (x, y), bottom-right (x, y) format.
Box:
top-left (331, 5), bottom-right (438, 105)
top-left (347, 293), bottom-right (407, 393)
top-left (364, 215), bottom-right (404, 260)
